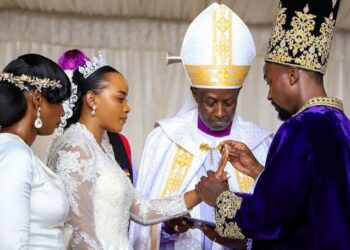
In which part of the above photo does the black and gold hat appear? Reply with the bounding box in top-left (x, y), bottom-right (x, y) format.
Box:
top-left (265, 0), bottom-right (341, 74)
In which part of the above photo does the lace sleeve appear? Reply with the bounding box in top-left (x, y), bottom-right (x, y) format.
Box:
top-left (52, 141), bottom-right (102, 250)
top-left (130, 190), bottom-right (189, 225)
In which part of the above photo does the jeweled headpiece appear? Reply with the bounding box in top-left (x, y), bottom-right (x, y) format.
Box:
top-left (0, 72), bottom-right (62, 91)
top-left (56, 49), bottom-right (91, 134)
top-left (265, 0), bottom-right (341, 74)
top-left (78, 51), bottom-right (107, 78)
top-left (180, 3), bottom-right (256, 89)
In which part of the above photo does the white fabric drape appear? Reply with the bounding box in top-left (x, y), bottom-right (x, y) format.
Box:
top-left (0, 0), bottom-right (349, 31)
top-left (0, 9), bottom-right (349, 165)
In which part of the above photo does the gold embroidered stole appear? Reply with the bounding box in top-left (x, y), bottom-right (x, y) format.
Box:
top-left (151, 146), bottom-right (194, 250)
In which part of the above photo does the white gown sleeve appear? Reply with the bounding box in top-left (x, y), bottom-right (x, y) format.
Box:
top-left (0, 143), bottom-right (33, 249)
top-left (130, 190), bottom-right (189, 225)
top-left (53, 141), bottom-right (102, 250)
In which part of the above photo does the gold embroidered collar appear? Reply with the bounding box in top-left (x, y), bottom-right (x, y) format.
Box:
top-left (294, 96), bottom-right (343, 116)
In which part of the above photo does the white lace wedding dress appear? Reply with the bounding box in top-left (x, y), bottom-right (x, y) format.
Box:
top-left (46, 123), bottom-right (189, 250)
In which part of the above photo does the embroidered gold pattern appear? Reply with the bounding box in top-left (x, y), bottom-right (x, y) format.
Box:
top-left (215, 191), bottom-right (245, 239)
top-left (151, 146), bottom-right (194, 249)
top-left (213, 5), bottom-right (232, 65)
top-left (267, 4), bottom-right (288, 58)
top-left (266, 4), bottom-right (336, 74)
top-left (160, 146), bottom-right (194, 199)
top-left (294, 96), bottom-right (343, 116)
top-left (184, 65), bottom-right (250, 88)
top-left (234, 169), bottom-right (254, 193)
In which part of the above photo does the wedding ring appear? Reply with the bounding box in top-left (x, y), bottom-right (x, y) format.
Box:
top-left (174, 225), bottom-right (179, 232)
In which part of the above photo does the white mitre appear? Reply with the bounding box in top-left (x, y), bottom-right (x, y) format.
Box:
top-left (180, 3), bottom-right (256, 89)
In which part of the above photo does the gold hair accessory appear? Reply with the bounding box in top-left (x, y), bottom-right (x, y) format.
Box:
top-left (0, 72), bottom-right (62, 91)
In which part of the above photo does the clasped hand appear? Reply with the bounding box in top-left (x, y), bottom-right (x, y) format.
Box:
top-left (196, 140), bottom-right (263, 207)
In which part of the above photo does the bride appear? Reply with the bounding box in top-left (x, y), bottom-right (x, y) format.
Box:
top-left (46, 51), bottom-right (201, 249)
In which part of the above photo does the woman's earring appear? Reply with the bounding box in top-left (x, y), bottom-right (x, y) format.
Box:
top-left (34, 107), bottom-right (43, 129)
top-left (91, 105), bottom-right (97, 116)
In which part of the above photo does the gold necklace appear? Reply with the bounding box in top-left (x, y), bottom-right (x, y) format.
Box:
top-left (294, 97), bottom-right (343, 116)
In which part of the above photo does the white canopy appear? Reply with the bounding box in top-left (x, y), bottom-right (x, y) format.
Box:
top-left (0, 0), bottom-right (349, 31)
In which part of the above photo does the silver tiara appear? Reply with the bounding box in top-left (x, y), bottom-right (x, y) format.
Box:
top-left (0, 72), bottom-right (62, 91)
top-left (78, 51), bottom-right (107, 78)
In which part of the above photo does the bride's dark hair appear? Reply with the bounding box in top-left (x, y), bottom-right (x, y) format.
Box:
top-left (65, 65), bottom-right (120, 128)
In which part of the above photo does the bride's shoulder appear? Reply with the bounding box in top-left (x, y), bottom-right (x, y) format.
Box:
top-left (52, 124), bottom-right (96, 156)
top-left (56, 124), bottom-right (88, 144)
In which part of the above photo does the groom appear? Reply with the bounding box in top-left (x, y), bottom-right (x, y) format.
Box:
top-left (196, 0), bottom-right (350, 248)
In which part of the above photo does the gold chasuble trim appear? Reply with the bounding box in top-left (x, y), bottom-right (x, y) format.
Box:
top-left (160, 146), bottom-right (194, 198)
top-left (234, 169), bottom-right (254, 193)
top-left (294, 97), bottom-right (343, 116)
top-left (215, 190), bottom-right (245, 239)
top-left (151, 146), bottom-right (194, 250)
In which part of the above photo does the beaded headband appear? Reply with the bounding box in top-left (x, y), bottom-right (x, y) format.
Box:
top-left (0, 72), bottom-right (62, 91)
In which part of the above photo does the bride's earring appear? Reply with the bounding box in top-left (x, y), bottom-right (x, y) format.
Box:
top-left (91, 105), bottom-right (97, 116)
top-left (34, 107), bottom-right (43, 128)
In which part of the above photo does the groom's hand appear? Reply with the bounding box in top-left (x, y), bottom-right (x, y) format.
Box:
top-left (219, 140), bottom-right (264, 180)
top-left (196, 171), bottom-right (229, 207)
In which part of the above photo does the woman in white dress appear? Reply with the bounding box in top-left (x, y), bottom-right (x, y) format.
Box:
top-left (0, 54), bottom-right (72, 249)
top-left (46, 51), bottom-right (201, 249)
